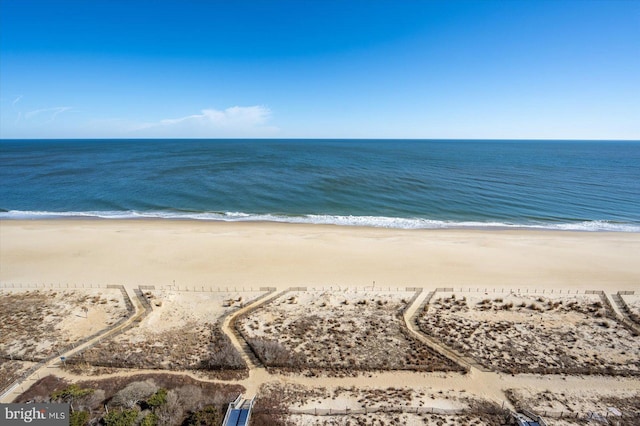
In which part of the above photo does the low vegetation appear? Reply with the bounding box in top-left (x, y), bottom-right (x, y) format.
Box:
top-left (17, 373), bottom-right (244, 426)
top-left (621, 294), bottom-right (640, 324)
top-left (256, 382), bottom-right (509, 426)
top-left (0, 289), bottom-right (127, 360)
top-left (237, 291), bottom-right (464, 373)
top-left (0, 359), bottom-right (34, 392)
top-left (67, 290), bottom-right (258, 375)
top-left (74, 321), bottom-right (246, 372)
top-left (505, 388), bottom-right (640, 425)
top-left (418, 293), bottom-right (640, 375)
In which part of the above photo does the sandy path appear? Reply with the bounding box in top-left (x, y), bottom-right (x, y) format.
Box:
top-left (402, 291), bottom-right (476, 372)
top-left (20, 361), bottom-right (640, 410)
top-left (220, 289), bottom-right (285, 372)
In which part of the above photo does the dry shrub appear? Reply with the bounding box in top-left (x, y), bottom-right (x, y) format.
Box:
top-left (420, 294), bottom-right (640, 375)
top-left (17, 373), bottom-right (245, 426)
top-left (75, 321), bottom-right (246, 372)
top-left (247, 337), bottom-right (295, 367)
top-left (239, 292), bottom-right (464, 373)
top-left (252, 384), bottom-right (293, 426)
top-left (111, 379), bottom-right (158, 408)
top-left (15, 375), bottom-right (69, 403)
top-left (201, 324), bottom-right (246, 370)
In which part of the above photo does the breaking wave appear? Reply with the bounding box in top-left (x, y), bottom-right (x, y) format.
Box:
top-left (2, 210), bottom-right (638, 232)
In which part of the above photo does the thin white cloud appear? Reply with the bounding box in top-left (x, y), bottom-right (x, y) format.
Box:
top-left (24, 106), bottom-right (72, 123)
top-left (11, 95), bottom-right (24, 125)
top-left (3, 98), bottom-right (73, 129)
top-left (132, 106), bottom-right (278, 137)
top-left (1, 103), bottom-right (278, 138)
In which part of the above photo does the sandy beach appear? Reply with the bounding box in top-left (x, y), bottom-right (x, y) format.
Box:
top-left (1, 220), bottom-right (639, 291)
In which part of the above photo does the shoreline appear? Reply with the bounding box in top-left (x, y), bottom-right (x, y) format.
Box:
top-left (2, 215), bottom-right (632, 230)
top-left (2, 212), bottom-right (639, 233)
top-left (2, 219), bottom-right (639, 292)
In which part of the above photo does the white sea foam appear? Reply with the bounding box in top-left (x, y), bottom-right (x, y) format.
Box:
top-left (1, 210), bottom-right (639, 232)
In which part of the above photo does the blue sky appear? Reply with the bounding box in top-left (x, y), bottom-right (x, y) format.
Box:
top-left (1, 0), bottom-right (639, 139)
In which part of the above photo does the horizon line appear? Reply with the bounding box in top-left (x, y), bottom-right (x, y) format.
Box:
top-left (1, 137), bottom-right (639, 142)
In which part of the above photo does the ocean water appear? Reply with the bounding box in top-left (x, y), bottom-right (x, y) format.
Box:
top-left (1, 139), bottom-right (639, 231)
